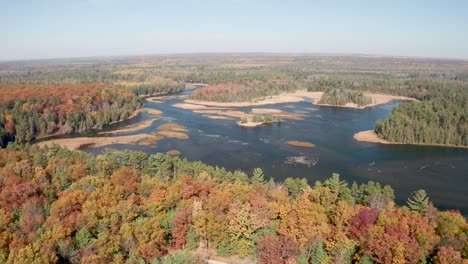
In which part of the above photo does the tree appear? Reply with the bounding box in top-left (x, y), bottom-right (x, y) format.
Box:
top-left (407, 189), bottom-right (429, 214)
top-left (172, 208), bottom-right (191, 249)
top-left (283, 177), bottom-right (308, 197)
top-left (257, 235), bottom-right (300, 264)
top-left (251, 168), bottom-right (265, 186)
top-left (349, 207), bottom-right (379, 241)
top-left (433, 246), bottom-right (463, 264)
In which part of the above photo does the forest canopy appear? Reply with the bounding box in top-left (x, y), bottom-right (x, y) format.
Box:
top-left (0, 83), bottom-right (141, 147)
top-left (0, 145), bottom-right (466, 263)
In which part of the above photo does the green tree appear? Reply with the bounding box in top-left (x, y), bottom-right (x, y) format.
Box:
top-left (407, 189), bottom-right (429, 214)
top-left (251, 168), bottom-right (265, 186)
top-left (283, 177), bottom-right (308, 197)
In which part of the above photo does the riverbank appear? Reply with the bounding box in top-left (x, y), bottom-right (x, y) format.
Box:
top-left (99, 108), bottom-right (162, 135)
top-left (317, 93), bottom-right (418, 109)
top-left (34, 106), bottom-right (147, 141)
top-left (184, 90), bottom-right (417, 109)
top-left (354, 130), bottom-right (468, 149)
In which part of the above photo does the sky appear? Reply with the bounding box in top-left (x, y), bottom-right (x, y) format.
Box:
top-left (1, 0), bottom-right (468, 61)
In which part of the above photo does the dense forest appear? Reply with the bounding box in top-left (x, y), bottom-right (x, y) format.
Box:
top-left (0, 144), bottom-right (466, 263)
top-left (375, 83), bottom-right (467, 146)
top-left (318, 88), bottom-right (372, 106)
top-left (0, 83), bottom-right (142, 147)
top-left (190, 80), bottom-right (299, 102)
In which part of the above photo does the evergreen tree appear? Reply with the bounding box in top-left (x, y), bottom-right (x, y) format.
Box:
top-left (251, 168), bottom-right (265, 186)
top-left (407, 189), bottom-right (430, 214)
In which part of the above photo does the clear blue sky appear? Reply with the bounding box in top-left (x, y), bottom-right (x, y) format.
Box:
top-left (2, 0), bottom-right (468, 60)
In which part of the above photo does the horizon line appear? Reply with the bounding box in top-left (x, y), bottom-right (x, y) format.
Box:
top-left (1, 51), bottom-right (468, 64)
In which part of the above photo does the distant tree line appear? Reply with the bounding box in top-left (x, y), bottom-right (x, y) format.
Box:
top-left (1, 55), bottom-right (467, 147)
top-left (122, 81), bottom-right (185, 97)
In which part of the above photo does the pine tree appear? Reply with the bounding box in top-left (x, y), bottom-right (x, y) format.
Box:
top-left (251, 168), bottom-right (265, 186)
top-left (407, 189), bottom-right (429, 214)
top-left (312, 241), bottom-right (326, 264)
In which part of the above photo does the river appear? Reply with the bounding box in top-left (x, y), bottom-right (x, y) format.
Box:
top-left (81, 89), bottom-right (468, 214)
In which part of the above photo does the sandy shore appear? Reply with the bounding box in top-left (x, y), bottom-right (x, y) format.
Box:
top-left (354, 130), bottom-right (390, 144)
top-left (99, 108), bottom-right (162, 135)
top-left (354, 130), bottom-right (468, 149)
top-left (36, 134), bottom-right (160, 150)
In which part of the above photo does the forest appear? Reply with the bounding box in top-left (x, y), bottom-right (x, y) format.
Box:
top-left (318, 88), bottom-right (372, 106)
top-left (375, 83), bottom-right (467, 146)
top-left (0, 84), bottom-right (142, 147)
top-left (0, 144), bottom-right (466, 263)
top-left (0, 72), bottom-right (187, 147)
top-left (0, 55), bottom-right (466, 263)
top-left (190, 80), bottom-right (299, 102)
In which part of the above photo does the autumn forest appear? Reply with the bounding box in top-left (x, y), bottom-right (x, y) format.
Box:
top-left (0, 54), bottom-right (467, 263)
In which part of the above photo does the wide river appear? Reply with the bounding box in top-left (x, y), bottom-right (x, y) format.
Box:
top-left (82, 89), bottom-right (468, 214)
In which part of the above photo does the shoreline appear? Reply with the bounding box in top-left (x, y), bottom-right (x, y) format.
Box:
top-left (34, 107), bottom-right (144, 141)
top-left (316, 93), bottom-right (417, 109)
top-left (184, 90), bottom-right (417, 109)
top-left (354, 130), bottom-right (468, 149)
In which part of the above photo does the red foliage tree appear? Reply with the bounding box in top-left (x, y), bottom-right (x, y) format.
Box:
top-left (348, 207), bottom-right (379, 241)
top-left (257, 235), bottom-right (300, 264)
top-left (433, 246), bottom-right (463, 264)
top-left (172, 208), bottom-right (191, 249)
top-left (366, 223), bottom-right (423, 264)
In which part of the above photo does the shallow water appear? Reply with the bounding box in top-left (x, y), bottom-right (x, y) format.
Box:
top-left (83, 90), bottom-right (468, 214)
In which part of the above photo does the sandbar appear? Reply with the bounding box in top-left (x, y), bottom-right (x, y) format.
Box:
top-left (286, 141), bottom-right (316, 147)
top-left (36, 134), bottom-right (160, 150)
top-left (207, 115), bottom-right (234, 120)
top-left (185, 90), bottom-right (323, 107)
top-left (166, 150), bottom-right (181, 155)
top-left (184, 90), bottom-right (416, 110)
top-left (157, 123), bottom-right (187, 132)
top-left (157, 131), bottom-right (189, 140)
top-left (237, 122), bottom-right (265, 127)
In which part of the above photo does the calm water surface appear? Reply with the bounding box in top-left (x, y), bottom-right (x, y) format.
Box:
top-left (82, 90), bottom-right (468, 214)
